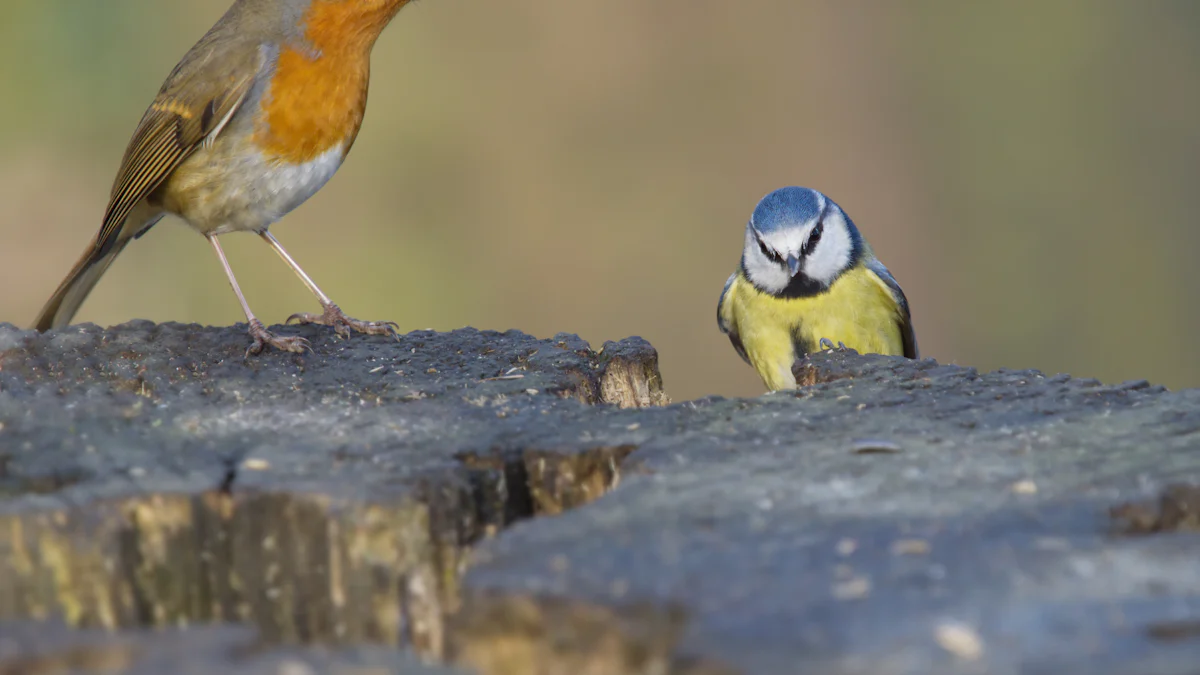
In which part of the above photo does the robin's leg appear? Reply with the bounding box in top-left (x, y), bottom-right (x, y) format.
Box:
top-left (259, 231), bottom-right (399, 340)
top-left (207, 234), bottom-right (310, 356)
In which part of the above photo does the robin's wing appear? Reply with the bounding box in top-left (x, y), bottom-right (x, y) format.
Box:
top-left (717, 271), bottom-right (751, 364)
top-left (95, 58), bottom-right (258, 257)
top-left (865, 258), bottom-right (918, 359)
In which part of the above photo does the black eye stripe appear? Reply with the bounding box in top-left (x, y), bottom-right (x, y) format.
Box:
top-left (802, 220), bottom-right (824, 256)
top-left (756, 235), bottom-right (784, 263)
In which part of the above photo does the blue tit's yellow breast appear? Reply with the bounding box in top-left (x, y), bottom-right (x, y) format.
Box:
top-left (721, 262), bottom-right (906, 390)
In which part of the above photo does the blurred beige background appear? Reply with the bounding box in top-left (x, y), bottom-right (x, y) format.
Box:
top-left (2, 1), bottom-right (1199, 400)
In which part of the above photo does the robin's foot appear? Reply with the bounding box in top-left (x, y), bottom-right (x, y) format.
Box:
top-left (286, 302), bottom-right (399, 340)
top-left (246, 318), bottom-right (311, 357)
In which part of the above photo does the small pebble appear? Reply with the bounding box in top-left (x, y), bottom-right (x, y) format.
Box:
top-left (1011, 479), bottom-right (1038, 494)
top-left (935, 622), bottom-right (984, 660)
top-left (891, 539), bottom-right (931, 555)
top-left (832, 576), bottom-right (871, 600)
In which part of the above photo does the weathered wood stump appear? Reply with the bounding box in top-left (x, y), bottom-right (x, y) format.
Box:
top-left (1, 321), bottom-right (1198, 674)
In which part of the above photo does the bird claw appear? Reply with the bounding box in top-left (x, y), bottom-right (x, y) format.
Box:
top-left (286, 303), bottom-right (399, 340)
top-left (818, 338), bottom-right (848, 352)
top-left (245, 318), bottom-right (311, 357)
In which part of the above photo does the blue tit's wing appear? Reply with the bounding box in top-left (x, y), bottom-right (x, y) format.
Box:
top-left (717, 272), bottom-right (750, 364)
top-left (865, 258), bottom-right (918, 359)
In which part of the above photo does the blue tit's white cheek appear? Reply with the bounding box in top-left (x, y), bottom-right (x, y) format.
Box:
top-left (802, 211), bottom-right (853, 285)
top-left (742, 227), bottom-right (790, 294)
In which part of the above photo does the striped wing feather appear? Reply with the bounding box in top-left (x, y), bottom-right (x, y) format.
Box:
top-left (95, 73), bottom-right (254, 255)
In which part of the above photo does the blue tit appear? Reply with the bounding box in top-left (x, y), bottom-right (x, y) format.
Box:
top-left (717, 186), bottom-right (917, 391)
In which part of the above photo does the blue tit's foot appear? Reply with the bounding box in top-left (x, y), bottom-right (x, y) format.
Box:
top-left (287, 302), bottom-right (399, 340)
top-left (818, 338), bottom-right (849, 352)
top-left (246, 318), bottom-right (311, 357)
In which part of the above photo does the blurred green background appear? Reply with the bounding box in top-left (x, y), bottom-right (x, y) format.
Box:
top-left (2, 1), bottom-right (1199, 400)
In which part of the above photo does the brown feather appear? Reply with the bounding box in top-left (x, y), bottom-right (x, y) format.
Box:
top-left (32, 49), bottom-right (258, 331)
top-left (95, 74), bottom-right (254, 256)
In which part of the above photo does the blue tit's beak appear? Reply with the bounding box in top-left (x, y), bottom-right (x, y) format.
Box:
top-left (786, 254), bottom-right (801, 277)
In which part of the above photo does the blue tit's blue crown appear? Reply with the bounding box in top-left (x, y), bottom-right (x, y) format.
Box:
top-left (751, 186), bottom-right (826, 233)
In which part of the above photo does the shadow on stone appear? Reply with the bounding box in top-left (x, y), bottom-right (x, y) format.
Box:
top-left (1110, 483), bottom-right (1200, 534)
top-left (447, 592), bottom-right (700, 675)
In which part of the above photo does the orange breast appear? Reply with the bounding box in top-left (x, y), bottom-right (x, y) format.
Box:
top-left (253, 0), bottom-right (410, 164)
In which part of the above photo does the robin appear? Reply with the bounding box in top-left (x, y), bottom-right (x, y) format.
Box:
top-left (33, 0), bottom-right (412, 355)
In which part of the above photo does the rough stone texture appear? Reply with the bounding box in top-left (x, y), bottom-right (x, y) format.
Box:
top-left (1, 322), bottom-right (1199, 675)
top-left (0, 621), bottom-right (466, 675)
top-left (457, 354), bottom-right (1200, 675)
top-left (1110, 484), bottom-right (1200, 534)
top-left (0, 321), bottom-right (667, 671)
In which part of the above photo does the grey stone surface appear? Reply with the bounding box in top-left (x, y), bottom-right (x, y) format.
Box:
top-left (1, 321), bottom-right (1199, 675)
top-left (0, 320), bottom-right (659, 502)
top-left (0, 321), bottom-right (667, 672)
top-left (458, 355), bottom-right (1200, 675)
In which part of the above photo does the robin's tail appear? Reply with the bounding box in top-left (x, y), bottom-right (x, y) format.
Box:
top-left (32, 238), bottom-right (132, 332)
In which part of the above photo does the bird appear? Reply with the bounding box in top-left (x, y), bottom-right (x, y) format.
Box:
top-left (32, 0), bottom-right (413, 355)
top-left (717, 186), bottom-right (917, 391)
